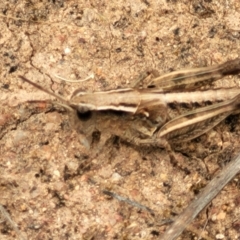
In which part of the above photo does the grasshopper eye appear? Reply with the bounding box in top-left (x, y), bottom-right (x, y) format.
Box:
top-left (77, 110), bottom-right (92, 121)
top-left (147, 84), bottom-right (156, 88)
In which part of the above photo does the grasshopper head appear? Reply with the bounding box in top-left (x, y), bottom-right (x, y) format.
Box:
top-left (71, 103), bottom-right (95, 113)
top-left (70, 91), bottom-right (97, 113)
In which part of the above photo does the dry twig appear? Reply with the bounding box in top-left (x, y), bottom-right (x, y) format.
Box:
top-left (160, 152), bottom-right (240, 240)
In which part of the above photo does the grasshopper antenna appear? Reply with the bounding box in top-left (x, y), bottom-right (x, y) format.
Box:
top-left (19, 75), bottom-right (74, 111)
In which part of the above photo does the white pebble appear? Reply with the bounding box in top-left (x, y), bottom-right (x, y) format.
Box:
top-left (216, 233), bottom-right (224, 239)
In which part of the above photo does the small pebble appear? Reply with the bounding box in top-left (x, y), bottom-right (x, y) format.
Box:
top-left (111, 172), bottom-right (122, 182)
top-left (216, 233), bottom-right (224, 239)
top-left (64, 47), bottom-right (71, 54)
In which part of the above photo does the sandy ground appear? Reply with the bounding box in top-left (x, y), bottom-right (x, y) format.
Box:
top-left (0, 0), bottom-right (240, 239)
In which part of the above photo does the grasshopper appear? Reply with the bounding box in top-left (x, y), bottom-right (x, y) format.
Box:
top-left (18, 58), bottom-right (240, 150)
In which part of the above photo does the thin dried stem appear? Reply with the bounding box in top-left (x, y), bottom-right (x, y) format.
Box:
top-left (160, 152), bottom-right (240, 240)
top-left (0, 204), bottom-right (26, 240)
top-left (54, 73), bottom-right (95, 83)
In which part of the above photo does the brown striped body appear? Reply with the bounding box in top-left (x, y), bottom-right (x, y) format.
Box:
top-left (18, 57), bottom-right (240, 147)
